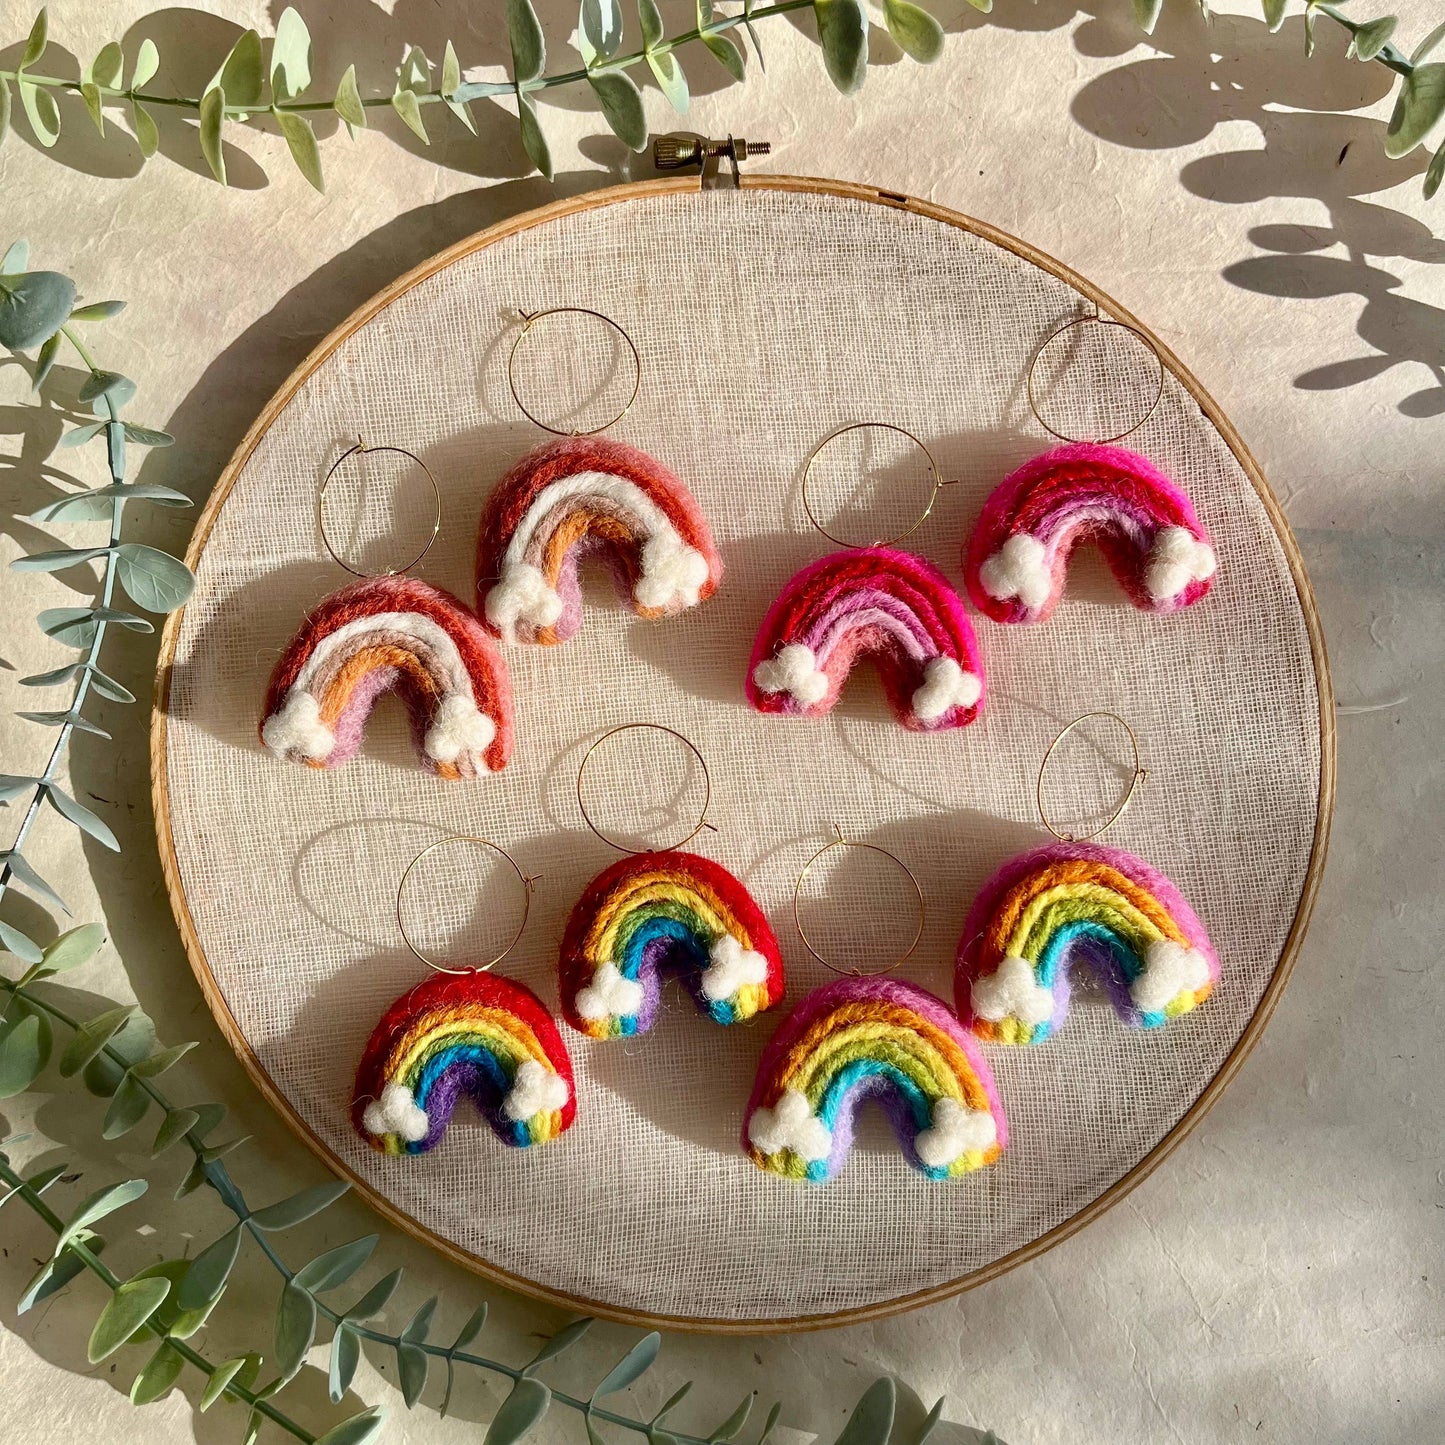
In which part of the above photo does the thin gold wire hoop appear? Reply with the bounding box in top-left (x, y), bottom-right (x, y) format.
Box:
top-left (1025, 308), bottom-right (1166, 445)
top-left (576, 723), bottom-right (714, 855)
top-left (396, 836), bottom-right (535, 976)
top-left (1036, 712), bottom-right (1149, 843)
top-left (801, 421), bottom-right (946, 548)
top-left (507, 306), bottom-right (642, 437)
top-left (792, 824), bottom-right (925, 977)
top-left (316, 438), bottom-right (441, 578)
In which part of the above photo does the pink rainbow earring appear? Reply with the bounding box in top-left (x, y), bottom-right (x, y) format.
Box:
top-left (476, 307), bottom-right (722, 647)
top-left (964, 310), bottom-right (1217, 625)
top-left (746, 422), bottom-right (985, 731)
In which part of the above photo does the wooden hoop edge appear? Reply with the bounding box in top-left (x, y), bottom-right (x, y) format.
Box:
top-left (149, 174), bottom-right (1336, 1336)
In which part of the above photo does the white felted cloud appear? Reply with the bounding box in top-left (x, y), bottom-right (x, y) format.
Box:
top-left (699, 933), bottom-right (769, 1003)
top-left (485, 561), bottom-right (564, 639)
top-left (1144, 526), bottom-right (1216, 603)
top-left (915, 1096), bottom-right (998, 1169)
top-left (978, 533), bottom-right (1053, 609)
top-left (748, 1087), bottom-right (833, 1163)
top-left (361, 1082), bottom-right (429, 1143)
top-left (971, 954), bottom-right (1055, 1026)
top-left (501, 1058), bottom-right (570, 1122)
top-left (752, 643), bottom-right (829, 706)
top-left (1130, 938), bottom-right (1211, 1014)
top-left (634, 534), bottom-right (710, 611)
top-left (912, 656), bottom-right (983, 723)
top-left (574, 961), bottom-right (645, 1022)
top-left (261, 690), bottom-right (335, 762)
top-left (423, 692), bottom-right (496, 766)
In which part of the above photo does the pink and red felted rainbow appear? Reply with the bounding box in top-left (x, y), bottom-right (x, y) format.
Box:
top-left (747, 546), bottom-right (985, 730)
top-left (260, 576), bottom-right (512, 780)
top-left (965, 443), bottom-right (1217, 624)
top-left (477, 436), bottom-right (722, 645)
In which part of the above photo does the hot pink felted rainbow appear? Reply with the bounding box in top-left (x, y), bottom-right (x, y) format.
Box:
top-left (746, 546), bottom-right (985, 730)
top-left (964, 443), bottom-right (1217, 624)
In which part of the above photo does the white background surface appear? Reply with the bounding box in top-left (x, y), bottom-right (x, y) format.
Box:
top-left (0, 2), bottom-right (1440, 1442)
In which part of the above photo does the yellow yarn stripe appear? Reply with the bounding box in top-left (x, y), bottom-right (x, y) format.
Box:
top-left (384, 1008), bottom-right (550, 1084)
top-left (584, 870), bottom-right (747, 960)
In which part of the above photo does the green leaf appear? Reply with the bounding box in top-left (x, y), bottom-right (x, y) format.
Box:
top-left (586, 71), bottom-right (646, 149)
top-left (833, 1379), bottom-right (896, 1445)
top-left (592, 1332), bottom-right (660, 1400)
top-left (45, 784), bottom-right (121, 850)
top-left (639, 0), bottom-right (664, 47)
top-left (390, 87), bottom-right (428, 142)
top-left (59, 1005), bottom-right (136, 1076)
top-left (581, 0), bottom-right (625, 60)
top-left (697, 2), bottom-right (746, 82)
top-left (80, 80), bottom-right (104, 134)
top-left (274, 1281), bottom-right (318, 1382)
top-left (114, 542), bottom-right (195, 612)
top-left (178, 1224), bottom-right (242, 1310)
top-left (250, 1179), bottom-right (350, 1231)
top-left (883, 0), bottom-right (944, 62)
top-left (32, 327), bottom-right (60, 388)
top-left (271, 7), bottom-right (312, 100)
top-left (132, 38), bottom-right (159, 88)
top-left (130, 1040), bottom-right (197, 1077)
top-left (345, 1266), bottom-right (404, 1321)
top-left (56, 1178), bottom-right (146, 1248)
top-left (0, 270), bottom-right (76, 351)
top-left (18, 79), bottom-right (59, 146)
top-left (526, 1317), bottom-right (593, 1374)
top-left (198, 85), bottom-right (226, 184)
top-left (130, 1340), bottom-right (183, 1404)
top-left (1386, 63), bottom-right (1445, 157)
top-left (101, 1073), bottom-right (151, 1138)
top-left (276, 111), bottom-right (324, 191)
top-left (122, 423), bottom-right (174, 446)
top-left (0, 772), bottom-right (38, 798)
top-left (756, 1400), bottom-right (783, 1445)
top-left (295, 1235), bottom-right (378, 1293)
top-left (88, 1275), bottom-right (170, 1362)
top-left (132, 101), bottom-right (158, 158)
top-left (652, 1381), bottom-right (693, 1426)
top-left (41, 923), bottom-right (103, 972)
top-left (646, 49), bottom-right (689, 113)
top-left (33, 481), bottom-right (188, 522)
top-left (13, 546), bottom-right (111, 572)
top-left (1350, 15), bottom-right (1397, 60)
top-left (1413, 18), bottom-right (1445, 61)
top-left (0, 1011), bottom-right (51, 1097)
top-left (88, 669), bottom-right (136, 703)
top-left (214, 29), bottom-right (263, 108)
top-left (0, 920), bottom-right (42, 964)
top-left (199, 1133), bottom-right (251, 1163)
top-left (334, 65), bottom-right (366, 133)
top-left (488, 1378), bottom-right (552, 1445)
top-left (1133, 0), bottom-right (1166, 33)
top-left (329, 1321), bottom-right (360, 1401)
top-left (70, 299), bottom-right (125, 321)
top-left (316, 1407), bottom-right (385, 1445)
top-left (16, 708), bottom-right (110, 738)
top-left (20, 10), bottom-right (47, 69)
top-left (175, 1158), bottom-right (207, 1198)
top-left (909, 1396), bottom-right (946, 1445)
top-left (60, 422), bottom-right (105, 449)
top-left (709, 1393), bottom-right (756, 1442)
top-left (452, 1300), bottom-right (489, 1350)
top-left (442, 39), bottom-right (462, 95)
top-left (814, 0), bottom-right (869, 93)
top-left (402, 1294), bottom-right (438, 1342)
top-left (19, 1233), bottom-right (99, 1312)
top-left (151, 1106), bottom-right (200, 1155)
top-left (77, 368), bottom-right (136, 407)
top-left (91, 40), bottom-right (123, 88)
top-left (0, 79), bottom-right (11, 145)
top-left (4, 849), bottom-right (69, 914)
top-left (0, 240), bottom-right (26, 271)
top-left (1425, 134), bottom-right (1445, 198)
top-left (517, 93), bottom-right (552, 179)
top-left (508, 0), bottom-right (547, 81)
top-left (200, 1354), bottom-right (253, 1411)
top-left (398, 1338), bottom-right (428, 1407)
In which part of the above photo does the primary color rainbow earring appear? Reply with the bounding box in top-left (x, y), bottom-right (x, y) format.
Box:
top-left (957, 713), bottom-right (1219, 1045)
top-left (353, 836), bottom-right (576, 1156)
top-left (476, 307), bottom-right (723, 645)
top-left (558, 723), bottom-right (785, 1039)
top-left (261, 439), bottom-right (513, 779)
top-left (964, 311), bottom-right (1217, 625)
top-left (747, 422), bottom-right (985, 731)
top-left (744, 827), bottom-right (1006, 1184)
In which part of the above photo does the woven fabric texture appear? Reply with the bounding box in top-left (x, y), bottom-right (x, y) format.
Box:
top-left (162, 188), bottom-right (1322, 1321)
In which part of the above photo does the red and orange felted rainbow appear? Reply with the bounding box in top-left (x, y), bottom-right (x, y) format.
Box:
top-left (746, 546), bottom-right (985, 730)
top-left (260, 576), bottom-right (512, 780)
top-left (352, 970), bottom-right (575, 1155)
top-left (964, 442), bottom-right (1217, 625)
top-left (559, 851), bottom-right (784, 1039)
top-left (476, 436), bottom-right (722, 645)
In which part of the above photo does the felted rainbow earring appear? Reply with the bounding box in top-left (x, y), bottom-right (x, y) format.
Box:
top-left (744, 826), bottom-right (1007, 1184)
top-left (747, 422), bottom-right (985, 731)
top-left (260, 439), bottom-right (513, 779)
top-left (353, 836), bottom-right (575, 1156)
top-left (558, 723), bottom-right (785, 1040)
top-left (965, 310), bottom-right (1217, 624)
top-left (957, 713), bottom-right (1219, 1045)
top-left (476, 307), bottom-right (723, 645)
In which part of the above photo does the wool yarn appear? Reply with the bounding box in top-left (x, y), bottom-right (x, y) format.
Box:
top-left (744, 976), bottom-right (1006, 1183)
top-left (957, 840), bottom-right (1219, 1044)
top-left (964, 442), bottom-right (1217, 624)
top-left (352, 969), bottom-right (575, 1155)
top-left (260, 576), bottom-right (513, 779)
top-left (746, 546), bottom-right (985, 730)
top-left (559, 850), bottom-right (784, 1038)
top-left (476, 436), bottom-right (723, 645)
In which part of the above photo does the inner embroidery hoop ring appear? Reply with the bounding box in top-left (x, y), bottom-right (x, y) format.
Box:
top-left (151, 177), bottom-right (1335, 1334)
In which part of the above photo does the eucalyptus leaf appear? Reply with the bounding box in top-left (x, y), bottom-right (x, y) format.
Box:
top-left (452, 1300), bottom-right (489, 1350)
top-left (151, 1106), bottom-right (200, 1156)
top-left (40, 922), bottom-right (102, 972)
top-left (581, 0), bottom-right (625, 60)
top-left (101, 1072), bottom-right (151, 1138)
top-left (88, 669), bottom-right (136, 703)
top-left (1413, 18), bottom-right (1445, 62)
top-left (12, 545), bottom-right (111, 571)
top-left (329, 1321), bottom-right (360, 1401)
top-left (0, 920), bottom-right (42, 963)
top-left (646, 48), bottom-right (690, 114)
top-left (402, 1294), bottom-right (438, 1343)
top-left (345, 1265), bottom-right (404, 1321)
top-left (526, 1316), bottom-right (593, 1374)
top-left (1351, 15), bottom-right (1397, 60)
top-left (80, 81), bottom-right (104, 134)
top-left (909, 1396), bottom-right (946, 1445)
top-left (199, 1355), bottom-right (254, 1412)
top-left (87, 1275), bottom-right (170, 1362)
top-left (130, 1339), bottom-right (183, 1404)
top-left (59, 420), bottom-right (106, 447)
top-left (178, 1224), bottom-right (242, 1310)
top-left (708, 1393), bottom-right (755, 1443)
top-left (833, 1379), bottom-right (896, 1445)
top-left (18, 80), bottom-right (60, 146)
top-left (108, 418), bottom-right (125, 476)
top-left (442, 39), bottom-right (462, 95)
top-left (507, 0), bottom-right (547, 82)
top-left (1133, 0), bottom-right (1166, 33)
top-left (698, 1), bottom-right (746, 83)
top-left (1385, 62), bottom-right (1445, 157)
top-left (16, 708), bottom-right (110, 739)
top-left (0, 79), bottom-right (11, 143)
top-left (132, 37), bottom-right (159, 89)
top-left (883, 0), bottom-right (944, 63)
top-left (58, 1005), bottom-right (136, 1076)
top-left (813, 0), bottom-right (869, 95)
top-left (45, 783), bottom-right (121, 850)
top-left (91, 41), bottom-right (123, 89)
top-left (4, 850), bottom-right (70, 914)
top-left (130, 1040), bottom-right (197, 1077)
top-left (639, 0), bottom-right (664, 47)
top-left (175, 1157), bottom-right (207, 1198)
top-left (592, 1331), bottom-right (660, 1399)
top-left (33, 329), bottom-right (60, 387)
top-left (274, 1281), bottom-right (318, 1382)
top-left (132, 101), bottom-right (159, 158)
top-left (199, 1133), bottom-right (251, 1162)
top-left (78, 368), bottom-right (136, 408)
top-left (83, 1011), bottom-right (155, 1097)
top-left (70, 299), bottom-right (125, 320)
top-left (652, 1381), bottom-right (693, 1425)
top-left (398, 1338), bottom-right (429, 1407)
top-left (756, 1405), bottom-right (782, 1445)
top-left (115, 542), bottom-right (195, 611)
top-left (295, 1234), bottom-right (378, 1293)
top-left (0, 270), bottom-right (76, 351)
top-left (1, 240), bottom-right (28, 272)
top-left (123, 422), bottom-right (174, 446)
top-left (517, 92), bottom-right (552, 179)
top-left (277, 111), bottom-right (324, 191)
top-left (215, 29), bottom-right (264, 108)
top-left (19, 1234), bottom-right (100, 1312)
top-left (1425, 135), bottom-right (1445, 198)
top-left (250, 1178), bottom-right (350, 1231)
top-left (488, 1377), bottom-right (552, 1445)
top-left (271, 7), bottom-right (313, 100)
top-left (0, 772), bottom-right (39, 797)
top-left (0, 1011), bottom-right (51, 1097)
top-left (390, 87), bottom-right (428, 141)
top-left (39, 604), bottom-right (152, 648)
top-left (33, 481), bottom-right (189, 522)
top-left (315, 1407), bottom-right (385, 1445)
top-left (20, 9), bottom-right (47, 69)
top-left (198, 85), bottom-right (226, 184)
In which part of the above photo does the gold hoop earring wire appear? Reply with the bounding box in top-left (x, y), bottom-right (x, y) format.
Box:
top-left (1036, 711), bottom-right (1148, 843)
top-left (792, 823), bottom-right (925, 977)
top-left (317, 437), bottom-right (442, 578)
top-left (507, 306), bottom-right (642, 437)
top-left (576, 722), bottom-right (715, 855)
top-left (801, 421), bottom-right (948, 549)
